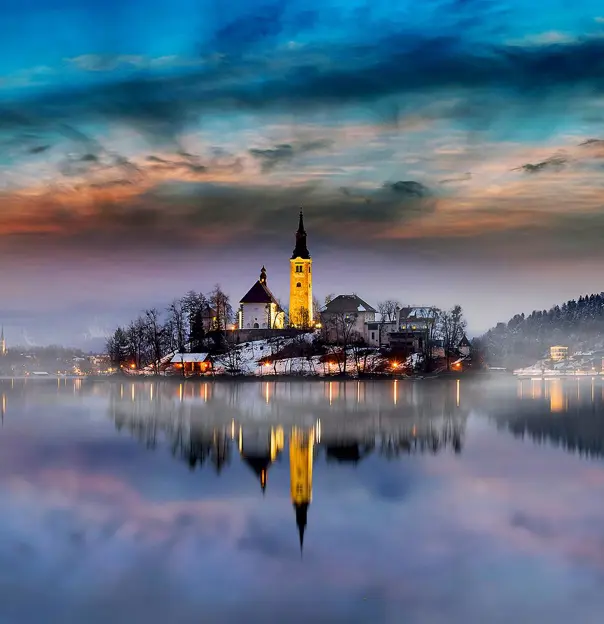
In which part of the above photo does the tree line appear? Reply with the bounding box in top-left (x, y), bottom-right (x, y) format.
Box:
top-left (106, 285), bottom-right (233, 371)
top-left (477, 292), bottom-right (604, 369)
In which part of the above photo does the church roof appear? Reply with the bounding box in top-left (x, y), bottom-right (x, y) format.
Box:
top-left (322, 294), bottom-right (377, 314)
top-left (240, 267), bottom-right (281, 306)
top-left (242, 454), bottom-right (272, 492)
top-left (292, 210), bottom-right (311, 259)
top-left (458, 334), bottom-right (472, 348)
top-left (240, 280), bottom-right (280, 305)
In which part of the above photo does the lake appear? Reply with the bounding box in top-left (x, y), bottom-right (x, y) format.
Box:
top-left (1, 376), bottom-right (604, 623)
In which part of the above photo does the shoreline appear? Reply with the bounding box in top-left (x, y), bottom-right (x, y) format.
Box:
top-left (82, 370), bottom-right (507, 383)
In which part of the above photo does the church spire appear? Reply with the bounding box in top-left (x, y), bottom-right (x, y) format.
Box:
top-left (291, 209), bottom-right (310, 259)
top-left (260, 266), bottom-right (267, 285)
top-left (295, 502), bottom-right (308, 556)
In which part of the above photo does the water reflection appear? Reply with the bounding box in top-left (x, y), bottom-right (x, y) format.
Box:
top-left (486, 377), bottom-right (604, 459)
top-left (4, 378), bottom-right (604, 622)
top-left (103, 380), bottom-right (468, 551)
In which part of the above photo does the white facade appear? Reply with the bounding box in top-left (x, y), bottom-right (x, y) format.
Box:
top-left (239, 302), bottom-right (284, 329)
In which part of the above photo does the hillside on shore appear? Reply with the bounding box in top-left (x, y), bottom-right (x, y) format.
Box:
top-left (479, 293), bottom-right (604, 369)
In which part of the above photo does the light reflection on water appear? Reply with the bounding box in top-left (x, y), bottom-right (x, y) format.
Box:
top-left (1, 377), bottom-right (604, 623)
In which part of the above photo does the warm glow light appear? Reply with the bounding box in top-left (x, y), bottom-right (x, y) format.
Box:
top-left (456, 379), bottom-right (460, 407)
top-left (130, 363), bottom-right (136, 369)
top-left (391, 361), bottom-right (399, 368)
top-left (393, 379), bottom-right (398, 405)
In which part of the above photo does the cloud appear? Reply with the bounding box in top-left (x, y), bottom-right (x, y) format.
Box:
top-left (385, 181), bottom-right (430, 197)
top-left (512, 154), bottom-right (568, 174)
top-left (439, 172), bottom-right (472, 184)
top-left (66, 54), bottom-right (146, 72)
top-left (4, 31), bottom-right (604, 145)
top-left (249, 139), bottom-right (332, 172)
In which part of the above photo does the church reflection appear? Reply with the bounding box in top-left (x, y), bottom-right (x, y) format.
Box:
top-left (104, 379), bottom-right (469, 552)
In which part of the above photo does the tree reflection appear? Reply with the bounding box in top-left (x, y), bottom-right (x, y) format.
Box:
top-left (106, 380), bottom-right (469, 474)
top-left (488, 378), bottom-right (604, 459)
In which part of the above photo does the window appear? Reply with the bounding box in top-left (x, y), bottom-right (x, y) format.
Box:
top-left (253, 323), bottom-right (259, 329)
top-left (296, 265), bottom-right (303, 273)
top-left (308, 266), bottom-right (311, 273)
top-left (371, 332), bottom-right (375, 340)
top-left (297, 282), bottom-right (301, 288)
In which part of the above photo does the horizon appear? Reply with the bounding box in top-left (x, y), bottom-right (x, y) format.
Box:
top-left (2, 0), bottom-right (604, 346)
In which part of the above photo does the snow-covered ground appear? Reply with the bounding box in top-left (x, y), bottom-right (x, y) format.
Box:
top-left (136, 333), bottom-right (395, 377)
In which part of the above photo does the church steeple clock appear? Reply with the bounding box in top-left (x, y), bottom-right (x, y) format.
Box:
top-left (289, 210), bottom-right (313, 328)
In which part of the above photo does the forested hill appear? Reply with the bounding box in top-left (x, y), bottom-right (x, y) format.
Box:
top-left (480, 293), bottom-right (604, 368)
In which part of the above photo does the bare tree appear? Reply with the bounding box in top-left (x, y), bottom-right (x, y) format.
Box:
top-left (126, 316), bottom-right (147, 368)
top-left (322, 312), bottom-right (358, 375)
top-left (167, 299), bottom-right (187, 352)
top-left (437, 305), bottom-right (467, 371)
top-left (377, 300), bottom-right (401, 323)
top-left (144, 308), bottom-right (166, 374)
top-left (350, 334), bottom-right (370, 376)
top-left (208, 284), bottom-right (233, 331)
top-left (222, 342), bottom-right (242, 375)
top-left (312, 296), bottom-right (322, 323)
top-left (295, 306), bottom-right (312, 330)
top-left (106, 327), bottom-right (129, 368)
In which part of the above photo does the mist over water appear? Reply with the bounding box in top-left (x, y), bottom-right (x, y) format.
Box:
top-left (1, 377), bottom-right (604, 623)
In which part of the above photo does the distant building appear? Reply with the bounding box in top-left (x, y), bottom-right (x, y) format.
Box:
top-left (458, 334), bottom-right (472, 357)
top-left (550, 345), bottom-right (568, 362)
top-left (0, 327), bottom-right (6, 356)
top-left (384, 307), bottom-right (438, 354)
top-left (321, 294), bottom-right (376, 343)
top-left (238, 267), bottom-right (285, 330)
top-left (169, 352), bottom-right (212, 375)
top-left (289, 211), bottom-right (314, 328)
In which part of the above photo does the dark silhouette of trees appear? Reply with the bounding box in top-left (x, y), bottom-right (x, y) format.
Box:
top-left (482, 292), bottom-right (604, 368)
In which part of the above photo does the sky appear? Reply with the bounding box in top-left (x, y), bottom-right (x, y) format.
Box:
top-left (2, 0), bottom-right (604, 346)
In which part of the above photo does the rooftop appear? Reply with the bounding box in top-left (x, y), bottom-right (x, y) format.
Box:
top-left (322, 294), bottom-right (376, 314)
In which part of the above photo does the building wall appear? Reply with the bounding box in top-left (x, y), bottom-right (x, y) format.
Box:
top-left (289, 258), bottom-right (313, 327)
top-left (366, 321), bottom-right (396, 346)
top-left (321, 310), bottom-right (375, 343)
top-left (239, 302), bottom-right (284, 329)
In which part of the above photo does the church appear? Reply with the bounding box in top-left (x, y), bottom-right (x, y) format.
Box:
top-left (238, 211), bottom-right (314, 330)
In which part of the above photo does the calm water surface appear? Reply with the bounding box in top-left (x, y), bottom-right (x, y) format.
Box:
top-left (1, 376), bottom-right (604, 623)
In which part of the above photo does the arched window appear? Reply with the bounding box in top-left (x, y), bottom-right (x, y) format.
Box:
top-left (253, 322), bottom-right (259, 329)
top-left (297, 282), bottom-right (301, 288)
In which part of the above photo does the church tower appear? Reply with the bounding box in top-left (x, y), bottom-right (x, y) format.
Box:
top-left (289, 426), bottom-right (314, 554)
top-left (0, 327), bottom-right (6, 356)
top-left (289, 210), bottom-right (313, 328)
